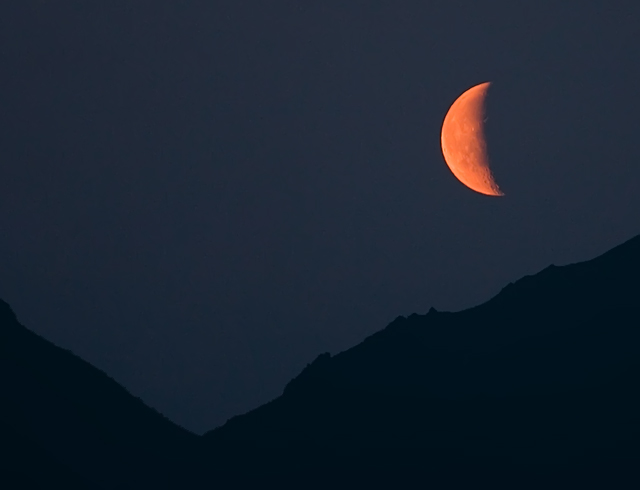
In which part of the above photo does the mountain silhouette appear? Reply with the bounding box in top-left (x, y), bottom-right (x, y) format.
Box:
top-left (0, 299), bottom-right (199, 489)
top-left (2, 234), bottom-right (640, 488)
top-left (202, 234), bottom-right (640, 487)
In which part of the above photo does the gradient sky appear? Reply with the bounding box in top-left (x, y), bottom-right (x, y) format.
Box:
top-left (1, 1), bottom-right (639, 434)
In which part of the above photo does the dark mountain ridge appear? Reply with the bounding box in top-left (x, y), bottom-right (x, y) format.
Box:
top-left (203, 235), bottom-right (640, 486)
top-left (2, 234), bottom-right (640, 488)
top-left (279, 235), bottom-right (640, 397)
top-left (0, 299), bottom-right (199, 489)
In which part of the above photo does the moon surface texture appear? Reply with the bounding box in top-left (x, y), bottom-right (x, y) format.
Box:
top-left (441, 82), bottom-right (503, 196)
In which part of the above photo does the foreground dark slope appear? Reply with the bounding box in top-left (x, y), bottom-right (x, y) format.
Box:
top-left (204, 235), bottom-right (640, 486)
top-left (0, 300), bottom-right (199, 489)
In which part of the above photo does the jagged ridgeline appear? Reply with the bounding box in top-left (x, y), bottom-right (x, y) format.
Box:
top-left (203, 235), bottom-right (640, 486)
top-left (2, 234), bottom-right (640, 488)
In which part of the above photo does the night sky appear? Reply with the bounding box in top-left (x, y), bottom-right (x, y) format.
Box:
top-left (1, 1), bottom-right (639, 434)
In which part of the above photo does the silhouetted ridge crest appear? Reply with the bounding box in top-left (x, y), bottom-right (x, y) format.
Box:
top-left (0, 301), bottom-right (197, 489)
top-left (204, 233), bottom-right (640, 486)
top-left (283, 352), bottom-right (331, 395)
top-left (3, 232), bottom-right (640, 488)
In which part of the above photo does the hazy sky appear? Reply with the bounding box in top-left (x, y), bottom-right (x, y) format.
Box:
top-left (1, 1), bottom-right (639, 433)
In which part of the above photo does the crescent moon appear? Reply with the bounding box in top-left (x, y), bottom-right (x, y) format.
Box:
top-left (441, 82), bottom-right (503, 196)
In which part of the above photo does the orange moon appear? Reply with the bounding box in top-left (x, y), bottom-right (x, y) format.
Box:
top-left (441, 82), bottom-right (503, 196)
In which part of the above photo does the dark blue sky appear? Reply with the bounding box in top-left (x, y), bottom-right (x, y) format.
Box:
top-left (1, 1), bottom-right (639, 433)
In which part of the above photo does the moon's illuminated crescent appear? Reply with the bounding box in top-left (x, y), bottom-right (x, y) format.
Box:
top-left (441, 82), bottom-right (503, 196)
